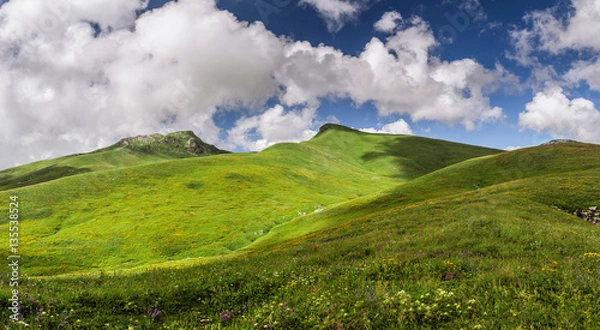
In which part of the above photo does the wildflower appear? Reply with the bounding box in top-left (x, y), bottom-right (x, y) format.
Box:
top-left (583, 252), bottom-right (600, 259)
top-left (151, 308), bottom-right (161, 320)
top-left (219, 311), bottom-right (231, 322)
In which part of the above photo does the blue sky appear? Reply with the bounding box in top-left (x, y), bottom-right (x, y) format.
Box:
top-left (0, 0), bottom-right (599, 168)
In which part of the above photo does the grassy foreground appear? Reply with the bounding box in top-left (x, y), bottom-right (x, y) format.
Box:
top-left (1, 126), bottom-right (599, 329)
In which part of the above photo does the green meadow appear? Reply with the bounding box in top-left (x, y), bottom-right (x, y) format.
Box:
top-left (1, 124), bottom-right (599, 329)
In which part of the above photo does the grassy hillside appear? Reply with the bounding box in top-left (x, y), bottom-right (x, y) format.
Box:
top-left (0, 131), bottom-right (228, 192)
top-left (0, 126), bottom-right (500, 276)
top-left (1, 137), bottom-right (599, 329)
top-left (306, 124), bottom-right (501, 180)
top-left (247, 141), bottom-right (600, 253)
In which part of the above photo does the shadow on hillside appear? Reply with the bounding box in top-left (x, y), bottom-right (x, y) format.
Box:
top-left (0, 165), bottom-right (92, 191)
top-left (361, 136), bottom-right (500, 180)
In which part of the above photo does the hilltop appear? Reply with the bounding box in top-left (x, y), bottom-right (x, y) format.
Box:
top-left (306, 123), bottom-right (501, 179)
top-left (112, 131), bottom-right (228, 157)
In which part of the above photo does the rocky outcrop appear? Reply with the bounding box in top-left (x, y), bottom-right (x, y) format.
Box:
top-left (117, 131), bottom-right (229, 157)
top-left (119, 134), bottom-right (163, 147)
top-left (542, 139), bottom-right (581, 146)
top-left (314, 123), bottom-right (360, 138)
top-left (573, 206), bottom-right (600, 225)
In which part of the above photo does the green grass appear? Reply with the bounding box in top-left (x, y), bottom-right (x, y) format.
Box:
top-left (1, 125), bottom-right (599, 329)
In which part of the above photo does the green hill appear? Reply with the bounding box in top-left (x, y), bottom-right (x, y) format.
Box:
top-left (2, 125), bottom-right (599, 329)
top-left (306, 123), bottom-right (501, 179)
top-left (0, 131), bottom-right (228, 192)
top-left (0, 125), bottom-right (501, 276)
top-left (247, 140), bottom-right (600, 253)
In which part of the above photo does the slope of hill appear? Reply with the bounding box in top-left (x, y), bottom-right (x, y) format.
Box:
top-left (246, 141), bottom-right (600, 253)
top-left (1, 135), bottom-right (599, 328)
top-left (304, 123), bottom-right (502, 180)
top-left (0, 125), bottom-right (501, 276)
top-left (0, 131), bottom-right (228, 192)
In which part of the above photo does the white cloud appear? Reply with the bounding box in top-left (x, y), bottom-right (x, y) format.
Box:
top-left (0, 0), bottom-right (512, 169)
top-left (299, 0), bottom-right (365, 32)
top-left (510, 0), bottom-right (600, 63)
top-left (374, 11), bottom-right (402, 33)
top-left (0, 0), bottom-right (146, 40)
top-left (519, 86), bottom-right (600, 143)
top-left (508, 0), bottom-right (600, 93)
top-left (0, 0), bottom-right (284, 169)
top-left (529, 0), bottom-right (600, 53)
top-left (227, 105), bottom-right (318, 151)
top-left (278, 17), bottom-right (512, 130)
top-left (565, 57), bottom-right (600, 91)
top-left (507, 28), bottom-right (536, 67)
top-left (360, 119), bottom-right (413, 135)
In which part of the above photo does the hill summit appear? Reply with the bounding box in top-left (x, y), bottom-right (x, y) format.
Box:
top-left (541, 139), bottom-right (582, 146)
top-left (314, 123), bottom-right (360, 137)
top-left (116, 131), bottom-right (229, 157)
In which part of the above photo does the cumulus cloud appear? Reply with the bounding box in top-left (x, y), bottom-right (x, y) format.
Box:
top-left (509, 0), bottom-right (600, 63)
top-left (508, 0), bottom-right (600, 93)
top-left (519, 86), bottom-right (600, 143)
top-left (359, 119), bottom-right (413, 135)
top-left (374, 11), bottom-right (402, 33)
top-left (528, 0), bottom-right (600, 53)
top-left (227, 105), bottom-right (318, 151)
top-left (299, 0), bottom-right (366, 32)
top-left (278, 17), bottom-right (512, 130)
top-left (565, 58), bottom-right (600, 91)
top-left (0, 0), bottom-right (146, 38)
top-left (0, 0), bottom-right (511, 169)
top-left (509, 1), bottom-right (600, 143)
top-left (0, 0), bottom-right (284, 168)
